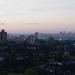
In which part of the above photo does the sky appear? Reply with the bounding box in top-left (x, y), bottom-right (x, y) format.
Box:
top-left (0, 0), bottom-right (75, 33)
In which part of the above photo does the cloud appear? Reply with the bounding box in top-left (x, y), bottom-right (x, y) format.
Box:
top-left (29, 8), bottom-right (43, 12)
top-left (0, 10), bottom-right (23, 17)
top-left (47, 5), bottom-right (75, 10)
top-left (0, 23), bottom-right (5, 25)
top-left (27, 23), bottom-right (37, 25)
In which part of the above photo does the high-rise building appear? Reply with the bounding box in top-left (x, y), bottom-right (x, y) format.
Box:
top-left (0, 29), bottom-right (7, 41)
top-left (35, 32), bottom-right (38, 39)
top-left (27, 35), bottom-right (35, 44)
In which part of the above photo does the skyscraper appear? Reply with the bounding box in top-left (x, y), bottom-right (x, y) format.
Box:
top-left (35, 32), bottom-right (38, 39)
top-left (27, 35), bottom-right (35, 45)
top-left (0, 29), bottom-right (7, 41)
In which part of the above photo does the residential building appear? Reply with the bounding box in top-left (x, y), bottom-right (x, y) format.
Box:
top-left (27, 35), bottom-right (35, 44)
top-left (0, 29), bottom-right (7, 41)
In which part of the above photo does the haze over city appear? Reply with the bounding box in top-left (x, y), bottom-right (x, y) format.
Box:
top-left (0, 0), bottom-right (75, 33)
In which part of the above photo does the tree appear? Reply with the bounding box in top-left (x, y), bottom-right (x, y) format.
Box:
top-left (24, 69), bottom-right (38, 75)
top-left (8, 73), bottom-right (24, 75)
top-left (17, 73), bottom-right (24, 75)
top-left (8, 73), bottom-right (17, 75)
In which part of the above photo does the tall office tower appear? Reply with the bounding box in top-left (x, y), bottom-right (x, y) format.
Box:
top-left (27, 35), bottom-right (35, 44)
top-left (0, 29), bottom-right (7, 41)
top-left (35, 32), bottom-right (38, 39)
top-left (0, 32), bottom-right (1, 41)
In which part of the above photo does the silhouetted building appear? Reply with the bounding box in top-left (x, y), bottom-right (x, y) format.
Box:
top-left (0, 29), bottom-right (7, 41)
top-left (27, 35), bottom-right (35, 44)
top-left (64, 52), bottom-right (69, 57)
top-left (35, 32), bottom-right (38, 39)
top-left (63, 47), bottom-right (70, 58)
top-left (48, 37), bottom-right (54, 41)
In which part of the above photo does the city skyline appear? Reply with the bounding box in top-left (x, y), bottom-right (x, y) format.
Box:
top-left (0, 0), bottom-right (75, 33)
